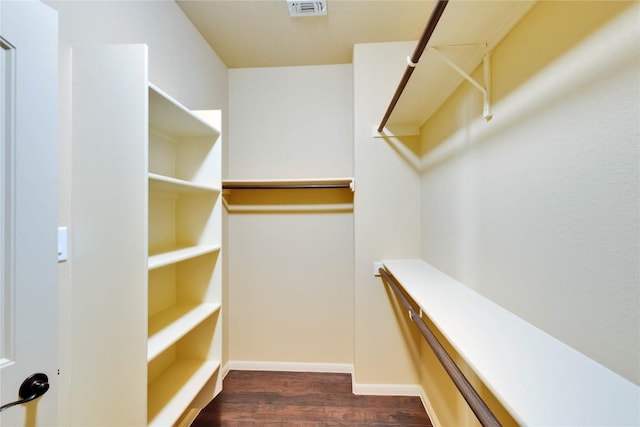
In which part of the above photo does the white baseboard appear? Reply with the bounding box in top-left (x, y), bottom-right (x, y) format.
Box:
top-left (351, 382), bottom-right (422, 396)
top-left (347, 377), bottom-right (441, 426)
top-left (222, 360), bottom-right (354, 379)
top-left (352, 382), bottom-right (441, 427)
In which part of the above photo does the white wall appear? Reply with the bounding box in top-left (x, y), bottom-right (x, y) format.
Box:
top-left (45, 1), bottom-right (638, 425)
top-left (353, 42), bottom-right (423, 387)
top-left (45, 1), bottom-right (227, 424)
top-left (226, 65), bottom-right (354, 365)
top-left (352, 3), bottom-right (638, 425)
top-left (228, 65), bottom-right (353, 178)
top-left (420, 1), bottom-right (639, 385)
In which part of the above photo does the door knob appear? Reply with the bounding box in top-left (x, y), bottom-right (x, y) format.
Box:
top-left (0, 373), bottom-right (49, 412)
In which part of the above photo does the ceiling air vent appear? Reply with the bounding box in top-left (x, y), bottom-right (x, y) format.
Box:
top-left (287, 0), bottom-right (327, 17)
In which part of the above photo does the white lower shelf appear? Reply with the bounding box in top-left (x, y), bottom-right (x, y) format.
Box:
top-left (148, 245), bottom-right (220, 270)
top-left (147, 359), bottom-right (220, 427)
top-left (382, 259), bottom-right (640, 426)
top-left (148, 303), bottom-right (221, 362)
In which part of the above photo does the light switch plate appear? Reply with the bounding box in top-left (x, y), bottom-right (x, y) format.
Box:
top-left (58, 226), bottom-right (68, 262)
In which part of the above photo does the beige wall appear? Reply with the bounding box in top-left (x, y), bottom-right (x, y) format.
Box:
top-left (228, 65), bottom-right (353, 178)
top-left (353, 42), bottom-right (423, 386)
top-left (45, 1), bottom-right (227, 424)
top-left (45, 0), bottom-right (639, 425)
top-left (226, 65), bottom-right (354, 365)
top-left (420, 0), bottom-right (639, 385)
top-left (416, 2), bottom-right (639, 425)
top-left (353, 1), bottom-right (638, 425)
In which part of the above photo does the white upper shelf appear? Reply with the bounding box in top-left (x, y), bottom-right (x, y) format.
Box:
top-left (222, 177), bottom-right (355, 192)
top-left (382, 259), bottom-right (639, 427)
top-left (149, 173), bottom-right (220, 194)
top-left (383, 1), bottom-right (535, 130)
top-left (148, 83), bottom-right (220, 138)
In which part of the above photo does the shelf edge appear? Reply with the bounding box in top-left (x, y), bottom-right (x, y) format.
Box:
top-left (149, 173), bottom-right (220, 193)
top-left (148, 245), bottom-right (221, 270)
top-left (147, 303), bottom-right (221, 362)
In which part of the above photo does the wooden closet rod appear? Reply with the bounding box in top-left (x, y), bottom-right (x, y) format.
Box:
top-left (377, 0), bottom-right (449, 132)
top-left (378, 266), bottom-right (502, 427)
top-left (222, 183), bottom-right (351, 190)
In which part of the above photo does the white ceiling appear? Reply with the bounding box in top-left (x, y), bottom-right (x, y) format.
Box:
top-left (176, 0), bottom-right (438, 68)
top-left (177, 0), bottom-right (535, 128)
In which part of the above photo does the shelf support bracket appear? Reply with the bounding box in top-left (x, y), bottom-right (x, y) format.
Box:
top-left (429, 45), bottom-right (493, 122)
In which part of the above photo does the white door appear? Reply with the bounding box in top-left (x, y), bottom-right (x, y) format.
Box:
top-left (0, 1), bottom-right (58, 426)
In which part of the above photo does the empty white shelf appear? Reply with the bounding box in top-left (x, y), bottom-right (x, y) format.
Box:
top-left (149, 173), bottom-right (220, 194)
top-left (222, 177), bottom-right (354, 192)
top-left (148, 245), bottom-right (220, 270)
top-left (147, 360), bottom-right (220, 427)
top-left (147, 303), bottom-right (221, 362)
top-left (149, 83), bottom-right (220, 138)
top-left (382, 259), bottom-right (639, 427)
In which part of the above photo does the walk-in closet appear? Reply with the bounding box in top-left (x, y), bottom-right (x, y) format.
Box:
top-left (2, 0), bottom-right (636, 426)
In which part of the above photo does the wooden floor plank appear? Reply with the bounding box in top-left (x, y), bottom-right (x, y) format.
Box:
top-left (192, 370), bottom-right (432, 426)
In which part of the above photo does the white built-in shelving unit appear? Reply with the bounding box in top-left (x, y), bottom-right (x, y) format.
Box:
top-left (147, 83), bottom-right (222, 427)
top-left (71, 44), bottom-right (222, 427)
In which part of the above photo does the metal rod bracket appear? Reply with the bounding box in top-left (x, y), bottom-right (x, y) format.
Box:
top-left (429, 45), bottom-right (493, 122)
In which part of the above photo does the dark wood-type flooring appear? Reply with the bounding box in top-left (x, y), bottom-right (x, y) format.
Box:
top-left (192, 370), bottom-right (432, 426)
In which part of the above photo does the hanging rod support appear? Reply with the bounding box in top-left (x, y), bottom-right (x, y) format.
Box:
top-left (429, 45), bottom-right (493, 121)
